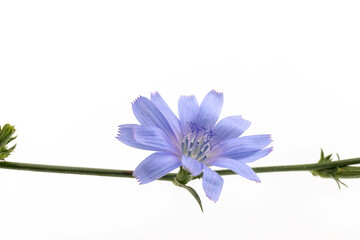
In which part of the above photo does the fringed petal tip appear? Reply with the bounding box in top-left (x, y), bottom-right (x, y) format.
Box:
top-left (150, 91), bottom-right (159, 97)
top-left (210, 89), bottom-right (223, 95)
top-left (115, 126), bottom-right (123, 141)
top-left (263, 134), bottom-right (274, 147)
top-left (251, 172), bottom-right (262, 183)
top-left (243, 118), bottom-right (251, 126)
top-left (116, 125), bottom-right (131, 137)
top-left (180, 90), bottom-right (222, 101)
top-left (179, 94), bottom-right (196, 100)
top-left (206, 194), bottom-right (219, 203)
top-left (132, 174), bottom-right (143, 185)
top-left (205, 193), bottom-right (220, 203)
top-left (131, 96), bottom-right (143, 105)
top-left (246, 173), bottom-right (260, 183)
top-left (266, 146), bottom-right (274, 154)
top-left (255, 134), bottom-right (273, 141)
top-left (264, 146), bottom-right (274, 159)
top-left (133, 171), bottom-right (148, 185)
top-left (117, 125), bottom-right (124, 134)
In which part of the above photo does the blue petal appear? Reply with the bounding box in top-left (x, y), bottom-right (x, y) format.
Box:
top-left (215, 134), bottom-right (272, 159)
top-left (116, 124), bottom-right (162, 151)
top-left (213, 115), bottom-right (251, 143)
top-left (197, 90), bottom-right (223, 128)
top-left (151, 92), bottom-right (182, 141)
top-left (181, 155), bottom-right (203, 176)
top-left (133, 152), bottom-right (181, 184)
top-left (134, 126), bottom-right (179, 153)
top-left (209, 157), bottom-right (260, 182)
top-left (178, 95), bottom-right (199, 134)
top-left (202, 165), bottom-right (223, 202)
top-left (235, 147), bottom-right (273, 162)
top-left (132, 97), bottom-right (177, 142)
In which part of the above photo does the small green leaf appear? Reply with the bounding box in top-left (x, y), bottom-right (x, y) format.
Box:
top-left (334, 178), bottom-right (348, 189)
top-left (319, 148), bottom-right (325, 162)
top-left (7, 136), bottom-right (17, 144)
top-left (173, 177), bottom-right (203, 212)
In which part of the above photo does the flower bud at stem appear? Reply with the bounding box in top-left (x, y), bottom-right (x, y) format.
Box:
top-left (175, 167), bottom-right (192, 185)
top-left (335, 167), bottom-right (360, 178)
top-left (0, 124), bottom-right (17, 160)
top-left (311, 149), bottom-right (360, 188)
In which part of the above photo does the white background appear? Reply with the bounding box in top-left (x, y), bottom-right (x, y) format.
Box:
top-left (1, 1), bottom-right (360, 239)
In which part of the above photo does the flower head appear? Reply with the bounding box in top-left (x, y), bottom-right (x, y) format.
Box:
top-left (117, 90), bottom-right (272, 202)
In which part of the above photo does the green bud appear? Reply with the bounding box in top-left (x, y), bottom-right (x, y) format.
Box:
top-left (311, 149), bottom-right (360, 189)
top-left (0, 124), bottom-right (17, 160)
top-left (175, 166), bottom-right (193, 185)
top-left (330, 166), bottom-right (360, 179)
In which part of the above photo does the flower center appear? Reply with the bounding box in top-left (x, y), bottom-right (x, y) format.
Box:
top-left (181, 122), bottom-right (216, 162)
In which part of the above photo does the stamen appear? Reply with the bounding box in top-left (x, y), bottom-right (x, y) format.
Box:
top-left (197, 150), bottom-right (206, 160)
top-left (199, 156), bottom-right (207, 162)
top-left (202, 145), bottom-right (209, 152)
top-left (181, 122), bottom-right (216, 161)
top-left (184, 138), bottom-right (189, 153)
top-left (192, 143), bottom-right (201, 157)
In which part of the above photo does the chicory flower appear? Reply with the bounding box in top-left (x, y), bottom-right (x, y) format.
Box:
top-left (117, 90), bottom-right (272, 202)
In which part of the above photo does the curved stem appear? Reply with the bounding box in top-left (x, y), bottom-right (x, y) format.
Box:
top-left (1, 158), bottom-right (360, 181)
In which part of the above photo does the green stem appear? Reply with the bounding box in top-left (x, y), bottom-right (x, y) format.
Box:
top-left (1, 158), bottom-right (360, 181)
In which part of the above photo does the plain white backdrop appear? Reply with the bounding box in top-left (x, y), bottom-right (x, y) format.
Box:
top-left (1, 1), bottom-right (360, 239)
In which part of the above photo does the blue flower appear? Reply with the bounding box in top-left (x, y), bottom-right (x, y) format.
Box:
top-left (117, 90), bottom-right (272, 202)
